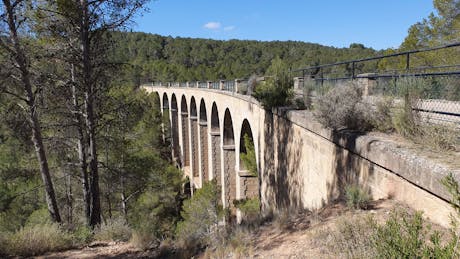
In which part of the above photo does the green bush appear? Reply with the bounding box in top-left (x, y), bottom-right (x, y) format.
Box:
top-left (72, 225), bottom-right (93, 245)
top-left (373, 210), bottom-right (457, 258)
top-left (3, 223), bottom-right (73, 256)
top-left (25, 208), bottom-right (52, 227)
top-left (234, 197), bottom-right (261, 226)
top-left (345, 184), bottom-right (371, 210)
top-left (175, 180), bottom-right (223, 251)
top-left (240, 134), bottom-right (257, 176)
top-left (94, 217), bottom-right (132, 242)
top-left (253, 57), bottom-right (293, 109)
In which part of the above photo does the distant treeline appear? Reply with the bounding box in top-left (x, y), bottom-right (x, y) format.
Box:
top-left (110, 32), bottom-right (381, 83)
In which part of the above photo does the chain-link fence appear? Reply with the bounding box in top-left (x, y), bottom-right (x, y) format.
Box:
top-left (293, 43), bottom-right (460, 127)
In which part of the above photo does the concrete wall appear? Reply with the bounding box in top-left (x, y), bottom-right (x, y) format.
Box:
top-left (142, 85), bottom-right (459, 227)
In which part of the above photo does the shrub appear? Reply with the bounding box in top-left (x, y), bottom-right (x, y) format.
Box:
top-left (247, 74), bottom-right (259, 96)
top-left (175, 180), bottom-right (223, 251)
top-left (345, 184), bottom-right (372, 210)
top-left (93, 217), bottom-right (132, 242)
top-left (328, 215), bottom-right (377, 258)
top-left (253, 57), bottom-right (293, 109)
top-left (3, 223), bottom-right (73, 256)
top-left (392, 91), bottom-right (458, 151)
top-left (130, 230), bottom-right (159, 250)
top-left (25, 208), bottom-right (52, 226)
top-left (301, 79), bottom-right (316, 109)
top-left (371, 96), bottom-right (395, 132)
top-left (240, 134), bottom-right (257, 176)
top-left (315, 82), bottom-right (373, 131)
top-left (234, 197), bottom-right (261, 226)
top-left (0, 231), bottom-right (9, 256)
top-left (72, 225), bottom-right (93, 245)
top-left (373, 210), bottom-right (458, 258)
top-left (392, 94), bottom-right (420, 138)
top-left (418, 124), bottom-right (459, 151)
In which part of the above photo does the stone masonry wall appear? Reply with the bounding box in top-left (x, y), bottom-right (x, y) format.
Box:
top-left (223, 147), bottom-right (236, 207)
top-left (200, 125), bottom-right (208, 182)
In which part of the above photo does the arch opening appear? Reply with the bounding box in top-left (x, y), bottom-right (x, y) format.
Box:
top-left (180, 95), bottom-right (190, 167)
top-left (170, 94), bottom-right (180, 165)
top-left (239, 119), bottom-right (259, 201)
top-left (161, 93), bottom-right (172, 158)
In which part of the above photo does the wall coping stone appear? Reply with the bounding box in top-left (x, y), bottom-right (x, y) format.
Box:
top-left (222, 144), bottom-right (236, 150)
top-left (239, 170), bottom-right (257, 177)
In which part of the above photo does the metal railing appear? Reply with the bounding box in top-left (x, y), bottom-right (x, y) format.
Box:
top-left (223, 80), bottom-right (235, 92)
top-left (211, 81), bottom-right (220, 89)
top-left (294, 42), bottom-right (460, 80)
top-left (292, 43), bottom-right (460, 125)
top-left (199, 81), bottom-right (208, 88)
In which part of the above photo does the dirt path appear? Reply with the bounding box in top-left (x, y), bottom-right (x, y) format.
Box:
top-left (36, 242), bottom-right (156, 259)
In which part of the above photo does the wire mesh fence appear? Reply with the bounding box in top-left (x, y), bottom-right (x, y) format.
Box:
top-left (294, 42), bottom-right (460, 127)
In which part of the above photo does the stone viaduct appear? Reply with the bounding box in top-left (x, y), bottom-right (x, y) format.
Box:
top-left (142, 80), bottom-right (459, 227)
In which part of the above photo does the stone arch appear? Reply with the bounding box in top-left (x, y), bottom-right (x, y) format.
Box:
top-left (223, 109), bottom-right (236, 208)
top-left (210, 103), bottom-right (221, 186)
top-left (170, 94), bottom-right (180, 165)
top-left (239, 119), bottom-right (259, 200)
top-left (190, 97), bottom-right (199, 182)
top-left (199, 99), bottom-right (209, 183)
top-left (162, 93), bottom-right (169, 110)
top-left (180, 95), bottom-right (190, 167)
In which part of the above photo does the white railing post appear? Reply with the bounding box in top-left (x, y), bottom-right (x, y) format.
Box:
top-left (235, 79), bottom-right (241, 93)
top-left (220, 80), bottom-right (225, 90)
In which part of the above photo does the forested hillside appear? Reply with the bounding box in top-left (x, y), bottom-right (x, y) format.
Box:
top-left (1, 0), bottom-right (458, 257)
top-left (110, 32), bottom-right (379, 83)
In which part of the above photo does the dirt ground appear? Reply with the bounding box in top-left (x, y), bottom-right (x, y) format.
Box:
top-left (35, 242), bottom-right (156, 259)
top-left (39, 199), bottom-right (449, 259)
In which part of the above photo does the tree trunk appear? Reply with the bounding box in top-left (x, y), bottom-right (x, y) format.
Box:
top-left (65, 166), bottom-right (73, 225)
top-left (120, 175), bottom-right (128, 223)
top-left (79, 0), bottom-right (101, 227)
top-left (2, 0), bottom-right (61, 223)
top-left (71, 64), bottom-right (91, 225)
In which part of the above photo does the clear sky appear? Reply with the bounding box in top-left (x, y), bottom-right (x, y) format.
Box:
top-left (133, 0), bottom-right (435, 50)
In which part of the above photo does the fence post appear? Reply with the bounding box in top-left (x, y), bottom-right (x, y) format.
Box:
top-left (220, 80), bottom-right (225, 90)
top-left (357, 73), bottom-right (377, 96)
top-left (235, 79), bottom-right (241, 93)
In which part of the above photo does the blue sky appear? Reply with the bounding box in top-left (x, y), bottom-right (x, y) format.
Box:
top-left (133, 0), bottom-right (435, 50)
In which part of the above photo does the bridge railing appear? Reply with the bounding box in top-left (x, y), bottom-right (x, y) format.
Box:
top-left (223, 80), bottom-right (235, 92)
top-left (211, 81), bottom-right (220, 89)
top-left (290, 42), bottom-right (460, 126)
top-left (198, 81), bottom-right (208, 88)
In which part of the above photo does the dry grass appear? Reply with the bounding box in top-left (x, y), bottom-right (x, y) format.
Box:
top-left (315, 82), bottom-right (374, 131)
top-left (94, 217), bottom-right (132, 242)
top-left (2, 223), bottom-right (73, 256)
top-left (320, 214), bottom-right (377, 258)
